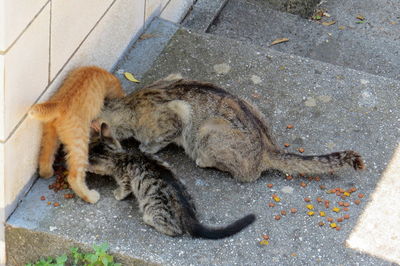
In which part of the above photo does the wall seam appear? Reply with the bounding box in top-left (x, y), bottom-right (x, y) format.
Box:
top-left (48, 1), bottom-right (52, 84)
top-left (0, 0), bottom-right (51, 55)
top-left (1, 0), bottom-right (118, 143)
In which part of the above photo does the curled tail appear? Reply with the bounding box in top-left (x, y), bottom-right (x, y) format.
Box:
top-left (29, 102), bottom-right (61, 122)
top-left (266, 150), bottom-right (365, 174)
top-left (186, 214), bottom-right (256, 240)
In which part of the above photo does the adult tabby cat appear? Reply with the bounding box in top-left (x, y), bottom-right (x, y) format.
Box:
top-left (96, 76), bottom-right (365, 182)
top-left (88, 123), bottom-right (256, 239)
top-left (29, 66), bottom-right (125, 203)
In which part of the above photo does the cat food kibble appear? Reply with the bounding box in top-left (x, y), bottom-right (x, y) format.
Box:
top-left (274, 215), bottom-right (281, 220)
top-left (268, 203), bottom-right (275, 207)
top-left (287, 124), bottom-right (294, 129)
top-left (354, 199), bottom-right (361, 205)
top-left (290, 208), bottom-right (297, 213)
top-left (358, 193), bottom-right (365, 198)
top-left (40, 196), bottom-right (46, 201)
top-left (304, 197), bottom-right (311, 202)
top-left (262, 234), bottom-right (270, 240)
top-left (300, 182), bottom-right (307, 187)
top-left (344, 214), bottom-right (350, 219)
top-left (267, 183), bottom-right (273, 188)
top-left (284, 143), bottom-right (290, 147)
top-left (53, 202), bottom-right (60, 207)
top-left (298, 148), bottom-right (305, 153)
top-left (281, 210), bottom-right (287, 216)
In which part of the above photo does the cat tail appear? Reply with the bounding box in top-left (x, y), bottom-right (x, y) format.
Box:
top-left (186, 214), bottom-right (256, 240)
top-left (29, 102), bottom-right (61, 122)
top-left (265, 150), bottom-right (365, 174)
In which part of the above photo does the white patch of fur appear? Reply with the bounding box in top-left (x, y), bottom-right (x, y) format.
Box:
top-left (167, 100), bottom-right (192, 125)
top-left (163, 73), bottom-right (183, 81)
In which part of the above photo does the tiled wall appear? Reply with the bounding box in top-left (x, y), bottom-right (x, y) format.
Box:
top-left (0, 0), bottom-right (193, 264)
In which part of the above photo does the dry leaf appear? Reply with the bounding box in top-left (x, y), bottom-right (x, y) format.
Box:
top-left (124, 72), bottom-right (140, 83)
top-left (322, 20), bottom-right (336, 26)
top-left (271, 38), bottom-right (289, 45)
top-left (356, 15), bottom-right (365, 20)
top-left (338, 26), bottom-right (346, 30)
top-left (139, 33), bottom-right (156, 40)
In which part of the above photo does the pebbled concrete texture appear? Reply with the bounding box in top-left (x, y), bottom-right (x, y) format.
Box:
top-left (208, 0), bottom-right (400, 81)
top-left (7, 25), bottom-right (400, 265)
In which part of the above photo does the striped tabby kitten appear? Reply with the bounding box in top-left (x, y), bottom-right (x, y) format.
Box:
top-left (88, 123), bottom-right (255, 239)
top-left (96, 76), bottom-right (365, 182)
top-left (29, 66), bottom-right (125, 203)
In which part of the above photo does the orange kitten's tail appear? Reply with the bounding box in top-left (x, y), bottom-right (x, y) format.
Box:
top-left (29, 102), bottom-right (61, 122)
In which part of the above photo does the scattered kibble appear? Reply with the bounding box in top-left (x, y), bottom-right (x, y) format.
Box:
top-left (316, 197), bottom-right (323, 203)
top-left (287, 124), bottom-right (294, 129)
top-left (350, 187), bottom-right (357, 192)
top-left (315, 176), bottom-right (321, 182)
top-left (284, 143), bottom-right (290, 147)
top-left (53, 202), bottom-right (60, 207)
top-left (287, 175), bottom-right (293, 180)
top-left (319, 211), bottom-right (326, 217)
top-left (358, 193), bottom-right (365, 198)
top-left (298, 148), bottom-right (305, 153)
top-left (318, 221), bottom-right (325, 226)
top-left (40, 196), bottom-right (46, 201)
top-left (337, 217), bottom-right (344, 223)
top-left (274, 215), bottom-right (281, 220)
top-left (304, 197), bottom-right (311, 202)
top-left (281, 210), bottom-right (287, 216)
top-left (327, 217), bottom-right (334, 222)
top-left (319, 185), bottom-right (326, 190)
top-left (332, 207), bottom-right (341, 213)
top-left (290, 208), bottom-right (297, 213)
top-left (267, 184), bottom-right (273, 188)
top-left (299, 173), bottom-right (305, 177)
top-left (307, 211), bottom-right (315, 216)
top-left (336, 226), bottom-right (341, 231)
top-left (300, 182), bottom-right (307, 188)
top-left (330, 223), bottom-right (337, 228)
top-left (259, 240), bottom-right (269, 245)
top-left (339, 188), bottom-right (345, 193)
top-left (344, 214), bottom-right (350, 219)
top-left (47, 201), bottom-right (52, 205)
top-left (343, 202), bottom-right (350, 207)
top-left (262, 234), bottom-right (270, 240)
top-left (343, 207), bottom-right (350, 211)
top-left (344, 192), bottom-right (351, 197)
top-left (336, 191), bottom-right (341, 196)
top-left (338, 201), bottom-right (344, 206)
top-left (306, 204), bottom-right (314, 210)
top-left (268, 203), bottom-right (275, 207)
top-left (328, 189), bottom-right (336, 194)
top-left (354, 199), bottom-right (361, 205)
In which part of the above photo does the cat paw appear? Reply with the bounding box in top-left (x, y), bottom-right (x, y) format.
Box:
top-left (113, 188), bottom-right (129, 201)
top-left (139, 143), bottom-right (159, 154)
top-left (85, 190), bottom-right (100, 204)
top-left (39, 168), bottom-right (54, 179)
top-left (344, 151), bottom-right (365, 170)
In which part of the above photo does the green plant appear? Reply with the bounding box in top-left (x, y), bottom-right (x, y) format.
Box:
top-left (26, 243), bottom-right (121, 266)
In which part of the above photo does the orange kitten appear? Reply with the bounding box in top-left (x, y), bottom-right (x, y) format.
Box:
top-left (29, 66), bottom-right (125, 203)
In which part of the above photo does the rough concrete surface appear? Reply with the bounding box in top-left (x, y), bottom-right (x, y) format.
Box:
top-left (208, 0), bottom-right (400, 81)
top-left (7, 25), bottom-right (400, 265)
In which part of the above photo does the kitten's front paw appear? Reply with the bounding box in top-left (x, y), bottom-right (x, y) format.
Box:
top-left (85, 190), bottom-right (100, 204)
top-left (139, 143), bottom-right (159, 154)
top-left (39, 167), bottom-right (54, 179)
top-left (113, 188), bottom-right (128, 201)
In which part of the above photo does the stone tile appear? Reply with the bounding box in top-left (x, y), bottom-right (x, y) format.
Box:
top-left (160, 0), bottom-right (194, 23)
top-left (0, 0), bottom-right (49, 51)
top-left (0, 55), bottom-right (4, 141)
top-left (50, 0), bottom-right (114, 79)
top-left (4, 117), bottom-right (40, 219)
top-left (145, 0), bottom-right (169, 25)
top-left (4, 4), bottom-right (49, 140)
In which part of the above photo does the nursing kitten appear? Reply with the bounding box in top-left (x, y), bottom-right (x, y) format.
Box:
top-left (29, 66), bottom-right (125, 203)
top-left (97, 77), bottom-right (364, 182)
top-left (88, 123), bottom-right (255, 239)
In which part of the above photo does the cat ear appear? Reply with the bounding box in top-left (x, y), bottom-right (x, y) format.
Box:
top-left (100, 123), bottom-right (112, 138)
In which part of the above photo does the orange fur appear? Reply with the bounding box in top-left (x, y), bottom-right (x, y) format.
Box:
top-left (29, 66), bottom-right (125, 203)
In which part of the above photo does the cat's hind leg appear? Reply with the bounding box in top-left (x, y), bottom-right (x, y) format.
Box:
top-left (196, 118), bottom-right (263, 182)
top-left (58, 124), bottom-right (100, 203)
top-left (38, 122), bottom-right (60, 178)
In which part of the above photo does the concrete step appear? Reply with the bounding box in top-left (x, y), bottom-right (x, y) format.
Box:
top-left (206, 0), bottom-right (400, 81)
top-left (6, 19), bottom-right (400, 265)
